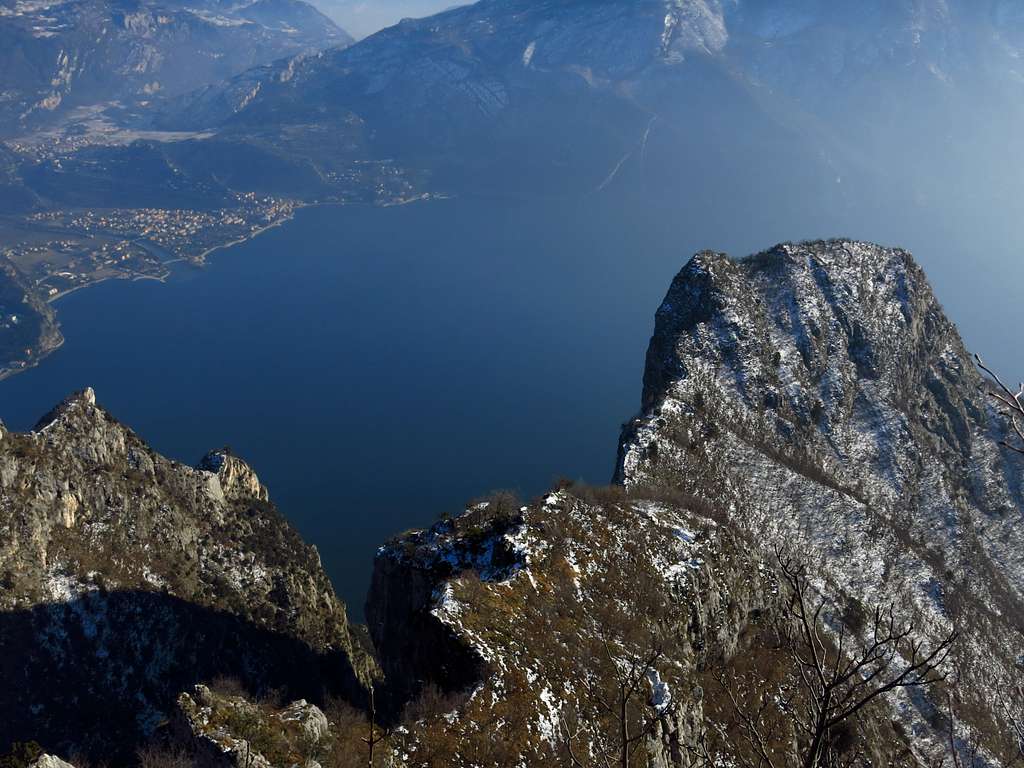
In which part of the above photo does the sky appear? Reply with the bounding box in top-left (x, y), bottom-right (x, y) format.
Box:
top-left (312, 0), bottom-right (459, 38)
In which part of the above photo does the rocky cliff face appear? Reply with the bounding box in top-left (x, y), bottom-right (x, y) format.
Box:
top-left (364, 489), bottom-right (782, 766)
top-left (0, 389), bottom-right (370, 761)
top-left (173, 684), bottom-right (332, 768)
top-left (617, 240), bottom-right (1024, 756)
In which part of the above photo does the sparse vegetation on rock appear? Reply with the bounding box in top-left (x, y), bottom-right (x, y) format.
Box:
top-left (1, 241), bottom-right (1022, 767)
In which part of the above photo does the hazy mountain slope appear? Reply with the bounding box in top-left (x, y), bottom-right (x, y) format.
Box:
top-left (617, 240), bottom-right (1024, 756)
top-left (0, 0), bottom-right (352, 136)
top-left (0, 389), bottom-right (370, 761)
top-left (311, 0), bottom-right (457, 39)
top-left (160, 0), bottom-right (1024, 210)
top-left (160, 0), bottom-right (847, 205)
top-left (19, 0), bottom-right (1023, 235)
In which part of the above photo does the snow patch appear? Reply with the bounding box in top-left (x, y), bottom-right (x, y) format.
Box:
top-left (647, 669), bottom-right (672, 714)
top-left (522, 41), bottom-right (536, 67)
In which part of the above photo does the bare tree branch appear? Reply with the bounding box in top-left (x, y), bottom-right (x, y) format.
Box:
top-left (717, 549), bottom-right (957, 768)
top-left (975, 355), bottom-right (1024, 455)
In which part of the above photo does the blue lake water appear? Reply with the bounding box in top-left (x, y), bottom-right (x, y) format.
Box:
top-left (0, 196), bottom-right (1012, 614)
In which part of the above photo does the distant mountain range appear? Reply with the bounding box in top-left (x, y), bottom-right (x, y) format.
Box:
top-left (0, 0), bottom-right (352, 135)
top-left (2, 0), bottom-right (1024, 393)
top-left (3, 0), bottom-right (1021, 223)
top-left (122, 0), bottom-right (1016, 232)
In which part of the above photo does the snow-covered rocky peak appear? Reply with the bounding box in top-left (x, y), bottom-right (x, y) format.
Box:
top-left (618, 239), bottom-right (1024, 756)
top-left (229, 0), bottom-right (738, 114)
top-left (639, 241), bottom-right (944, 412)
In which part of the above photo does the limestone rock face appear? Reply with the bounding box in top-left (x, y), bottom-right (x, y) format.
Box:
top-left (616, 240), bottom-right (1024, 755)
top-left (174, 685), bottom-right (331, 768)
top-left (279, 699), bottom-right (331, 743)
top-left (199, 450), bottom-right (271, 505)
top-left (0, 390), bottom-right (370, 761)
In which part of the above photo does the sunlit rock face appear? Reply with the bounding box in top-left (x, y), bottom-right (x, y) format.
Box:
top-left (173, 684), bottom-right (332, 767)
top-left (617, 239), bottom-right (1024, 753)
top-left (0, 389), bottom-right (370, 761)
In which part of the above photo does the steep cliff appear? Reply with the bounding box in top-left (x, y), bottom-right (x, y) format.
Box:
top-left (617, 240), bottom-right (1024, 757)
top-left (0, 389), bottom-right (370, 761)
top-left (357, 489), bottom-right (896, 766)
top-left (194, 488), bottom-right (773, 767)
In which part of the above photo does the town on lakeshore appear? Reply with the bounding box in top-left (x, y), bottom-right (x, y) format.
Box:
top-left (0, 154), bottom-right (428, 380)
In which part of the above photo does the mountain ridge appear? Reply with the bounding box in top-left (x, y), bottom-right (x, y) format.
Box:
top-left (2, 239), bottom-right (1021, 764)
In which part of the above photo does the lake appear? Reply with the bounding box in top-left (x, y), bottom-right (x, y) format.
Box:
top-left (0, 195), bottom-right (1013, 615)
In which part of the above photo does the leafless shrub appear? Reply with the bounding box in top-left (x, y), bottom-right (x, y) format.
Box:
top-left (975, 356), bottom-right (1024, 454)
top-left (402, 683), bottom-right (468, 724)
top-left (697, 550), bottom-right (956, 768)
top-left (207, 674), bottom-right (248, 699)
top-left (136, 743), bottom-right (195, 768)
top-left (557, 542), bottom-right (675, 768)
top-left (323, 685), bottom-right (395, 768)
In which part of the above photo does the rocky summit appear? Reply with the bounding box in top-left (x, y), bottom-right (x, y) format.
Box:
top-left (618, 240), bottom-right (1024, 754)
top-left (0, 241), bottom-right (1022, 767)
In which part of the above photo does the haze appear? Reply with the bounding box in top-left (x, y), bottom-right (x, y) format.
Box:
top-left (310, 0), bottom-right (459, 38)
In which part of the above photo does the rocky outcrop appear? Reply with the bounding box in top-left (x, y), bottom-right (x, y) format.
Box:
top-left (28, 757), bottom-right (76, 768)
top-left (174, 685), bottom-right (330, 768)
top-left (198, 450), bottom-right (272, 505)
top-left (28, 756), bottom-right (76, 768)
top-left (617, 240), bottom-right (1024, 757)
top-left (364, 489), bottom-right (794, 767)
top-left (0, 389), bottom-right (370, 761)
